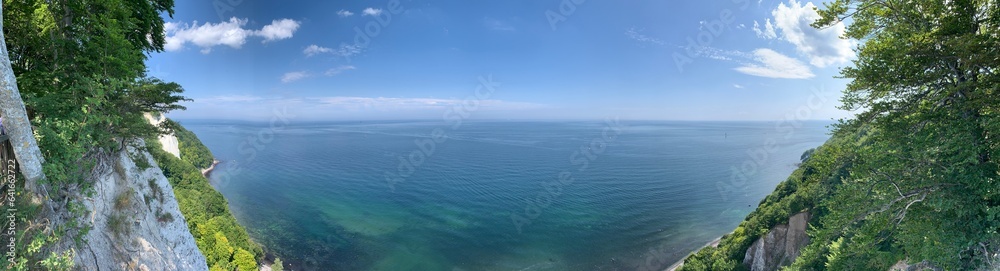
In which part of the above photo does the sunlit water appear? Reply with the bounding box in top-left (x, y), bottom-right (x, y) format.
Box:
top-left (181, 120), bottom-right (831, 271)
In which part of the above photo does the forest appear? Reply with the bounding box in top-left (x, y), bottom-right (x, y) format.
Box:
top-left (681, 0), bottom-right (1000, 270)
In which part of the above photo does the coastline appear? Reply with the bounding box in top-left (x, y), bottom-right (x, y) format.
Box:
top-left (201, 159), bottom-right (220, 177)
top-left (664, 235), bottom-right (723, 271)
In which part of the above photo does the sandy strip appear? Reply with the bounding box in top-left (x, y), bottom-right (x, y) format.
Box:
top-left (201, 159), bottom-right (220, 177)
top-left (664, 236), bottom-right (723, 271)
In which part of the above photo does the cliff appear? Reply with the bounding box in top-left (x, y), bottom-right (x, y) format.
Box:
top-left (742, 212), bottom-right (810, 271)
top-left (49, 140), bottom-right (208, 270)
top-left (143, 113), bottom-right (181, 159)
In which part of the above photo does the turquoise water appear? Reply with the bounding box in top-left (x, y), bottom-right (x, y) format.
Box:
top-left (182, 120), bottom-right (831, 271)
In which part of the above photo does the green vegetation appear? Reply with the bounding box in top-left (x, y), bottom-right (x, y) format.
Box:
top-left (1, 0), bottom-right (187, 269)
top-left (167, 119), bottom-right (216, 169)
top-left (272, 258), bottom-right (285, 271)
top-left (682, 0), bottom-right (1000, 270)
top-left (146, 131), bottom-right (263, 269)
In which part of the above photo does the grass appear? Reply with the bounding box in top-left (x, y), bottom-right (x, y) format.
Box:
top-left (156, 210), bottom-right (174, 223)
top-left (131, 150), bottom-right (151, 171)
top-left (114, 188), bottom-right (133, 211)
top-left (107, 213), bottom-right (131, 237)
top-left (147, 178), bottom-right (163, 203)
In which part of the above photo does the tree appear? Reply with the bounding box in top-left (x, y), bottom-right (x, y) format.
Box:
top-left (211, 232), bottom-right (235, 266)
top-left (811, 0), bottom-right (999, 268)
top-left (0, 2), bottom-right (45, 190)
top-left (272, 258), bottom-right (284, 271)
top-left (232, 248), bottom-right (256, 271)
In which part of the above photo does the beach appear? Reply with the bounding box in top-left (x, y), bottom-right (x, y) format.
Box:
top-left (665, 236), bottom-right (723, 271)
top-left (201, 159), bottom-right (220, 177)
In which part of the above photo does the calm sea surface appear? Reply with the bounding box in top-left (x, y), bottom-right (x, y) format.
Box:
top-left (181, 120), bottom-right (831, 271)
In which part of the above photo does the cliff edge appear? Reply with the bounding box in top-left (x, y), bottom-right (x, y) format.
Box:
top-left (52, 141), bottom-right (208, 270)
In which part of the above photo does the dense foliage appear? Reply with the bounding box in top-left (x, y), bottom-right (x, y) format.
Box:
top-left (681, 134), bottom-right (856, 270)
top-left (166, 119), bottom-right (215, 169)
top-left (146, 131), bottom-right (263, 270)
top-left (1, 0), bottom-right (189, 269)
top-left (682, 0), bottom-right (1000, 270)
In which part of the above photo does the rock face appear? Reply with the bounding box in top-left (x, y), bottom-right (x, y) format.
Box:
top-left (743, 212), bottom-right (811, 271)
top-left (65, 141), bottom-right (207, 270)
top-left (144, 113), bottom-right (181, 159)
top-left (889, 259), bottom-right (942, 271)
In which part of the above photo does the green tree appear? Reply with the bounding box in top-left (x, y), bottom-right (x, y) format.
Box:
top-left (272, 258), bottom-right (284, 271)
top-left (810, 0), bottom-right (1000, 269)
top-left (2, 0), bottom-right (188, 269)
top-left (212, 232), bottom-right (235, 266)
top-left (232, 248), bottom-right (257, 271)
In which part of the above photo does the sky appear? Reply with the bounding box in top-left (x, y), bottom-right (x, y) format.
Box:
top-left (148, 0), bottom-right (858, 121)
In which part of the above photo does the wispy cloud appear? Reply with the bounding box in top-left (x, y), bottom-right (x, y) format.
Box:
top-left (733, 48), bottom-right (814, 79)
top-left (362, 8), bottom-right (383, 16)
top-left (733, 84), bottom-right (745, 89)
top-left (324, 65), bottom-right (356, 76)
top-left (185, 95), bottom-right (544, 112)
top-left (281, 71), bottom-right (310, 83)
top-left (686, 46), bottom-right (813, 79)
top-left (164, 17), bottom-right (301, 53)
top-left (625, 27), bottom-right (665, 46)
top-left (337, 10), bottom-right (354, 17)
top-left (752, 19), bottom-right (777, 39)
top-left (303, 45), bottom-right (332, 56)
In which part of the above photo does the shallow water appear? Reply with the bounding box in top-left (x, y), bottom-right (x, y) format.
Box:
top-left (183, 120), bottom-right (831, 271)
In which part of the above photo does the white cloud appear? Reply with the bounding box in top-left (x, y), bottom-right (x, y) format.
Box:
top-left (175, 96), bottom-right (547, 120)
top-left (303, 43), bottom-right (362, 58)
top-left (733, 84), bottom-right (745, 89)
top-left (771, 0), bottom-right (853, 67)
top-left (362, 8), bottom-right (383, 16)
top-left (752, 19), bottom-right (777, 39)
top-left (164, 18), bottom-right (253, 53)
top-left (256, 19), bottom-right (300, 43)
top-left (164, 17), bottom-right (301, 53)
top-left (281, 71), bottom-right (310, 83)
top-left (324, 65), bottom-right (356, 76)
top-left (314, 97), bottom-right (543, 111)
top-left (734, 48), bottom-right (814, 79)
top-left (337, 10), bottom-right (354, 17)
top-left (625, 27), bottom-right (664, 46)
top-left (303, 45), bottom-right (332, 56)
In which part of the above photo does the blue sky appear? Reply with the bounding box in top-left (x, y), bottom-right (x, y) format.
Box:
top-left (148, 0), bottom-right (856, 121)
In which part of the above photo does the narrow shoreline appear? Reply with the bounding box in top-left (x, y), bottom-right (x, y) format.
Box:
top-left (664, 235), bottom-right (723, 271)
top-left (201, 159), bottom-right (220, 177)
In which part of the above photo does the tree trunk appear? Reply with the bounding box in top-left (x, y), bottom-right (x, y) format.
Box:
top-left (0, 3), bottom-right (46, 191)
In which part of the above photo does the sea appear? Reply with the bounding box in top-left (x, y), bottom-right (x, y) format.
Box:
top-left (180, 119), bottom-right (832, 271)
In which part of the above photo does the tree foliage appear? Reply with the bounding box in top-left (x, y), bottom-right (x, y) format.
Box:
top-left (2, 0), bottom-right (186, 269)
top-left (166, 119), bottom-right (215, 169)
top-left (683, 0), bottom-right (1000, 270)
top-left (147, 133), bottom-right (262, 270)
